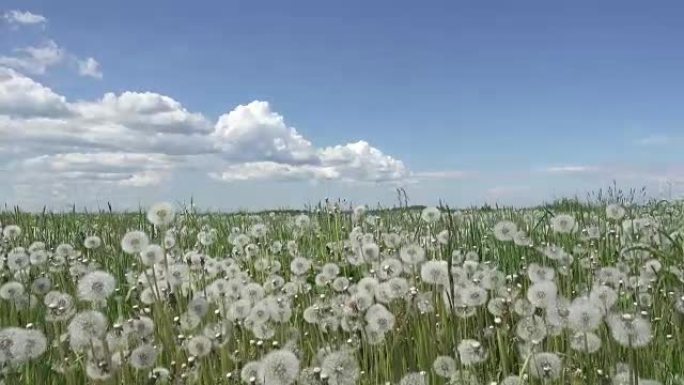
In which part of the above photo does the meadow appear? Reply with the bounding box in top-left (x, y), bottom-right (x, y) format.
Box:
top-left (1, 196), bottom-right (683, 385)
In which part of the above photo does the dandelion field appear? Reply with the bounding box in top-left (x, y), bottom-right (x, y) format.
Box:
top-left (1, 198), bottom-right (684, 385)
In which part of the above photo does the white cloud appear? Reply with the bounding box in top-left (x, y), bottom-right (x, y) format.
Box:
top-left (318, 141), bottom-right (408, 182)
top-left (210, 162), bottom-right (338, 182)
top-left (17, 152), bottom-right (174, 187)
top-left (3, 10), bottom-right (46, 26)
top-left (412, 170), bottom-right (470, 180)
top-left (74, 91), bottom-right (212, 134)
top-left (78, 57), bottom-right (103, 79)
top-left (1, 69), bottom-right (428, 198)
top-left (0, 67), bottom-right (70, 117)
top-left (210, 101), bottom-right (410, 182)
top-left (0, 40), bottom-right (64, 74)
top-left (540, 165), bottom-right (601, 175)
top-left (213, 100), bottom-right (317, 163)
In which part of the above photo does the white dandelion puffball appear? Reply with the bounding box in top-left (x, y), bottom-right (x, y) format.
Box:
top-left (2, 224), bottom-right (21, 240)
top-left (130, 344), bottom-right (158, 369)
top-left (78, 270), bottom-right (117, 302)
top-left (258, 349), bottom-right (300, 385)
top-left (550, 214), bottom-right (577, 234)
top-left (186, 335), bottom-right (212, 357)
top-left (607, 314), bottom-right (653, 348)
top-left (528, 352), bottom-right (562, 380)
top-left (527, 280), bottom-right (558, 309)
top-left (140, 244), bottom-right (165, 266)
top-left (241, 361), bottom-right (262, 384)
top-left (421, 206), bottom-right (441, 223)
top-left (68, 311), bottom-right (108, 351)
top-left (121, 230), bottom-right (150, 254)
top-left (321, 350), bottom-right (360, 385)
top-left (0, 281), bottom-right (25, 300)
top-left (421, 260), bottom-right (449, 285)
top-left (457, 339), bottom-right (487, 365)
top-left (400, 243), bottom-right (426, 265)
top-left (84, 235), bottom-right (102, 249)
top-left (147, 202), bottom-right (175, 226)
top-left (493, 220), bottom-right (518, 241)
top-left (400, 372), bottom-right (427, 385)
top-left (433, 355), bottom-right (457, 378)
top-left (606, 203), bottom-right (626, 220)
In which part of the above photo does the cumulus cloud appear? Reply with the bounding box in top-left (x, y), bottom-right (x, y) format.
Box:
top-left (3, 10), bottom-right (46, 26)
top-left (0, 67), bottom-right (70, 117)
top-left (16, 152), bottom-right (174, 187)
top-left (209, 101), bottom-right (413, 182)
top-left (213, 100), bottom-right (317, 163)
top-left (74, 91), bottom-right (212, 134)
top-left (0, 40), bottom-right (64, 75)
top-left (78, 57), bottom-right (103, 79)
top-left (1, 68), bottom-right (432, 197)
top-left (209, 162), bottom-right (339, 182)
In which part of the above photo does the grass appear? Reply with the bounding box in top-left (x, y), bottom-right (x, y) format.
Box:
top-left (1, 197), bottom-right (683, 385)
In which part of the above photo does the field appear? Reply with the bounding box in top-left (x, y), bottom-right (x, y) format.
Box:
top-left (1, 198), bottom-right (684, 385)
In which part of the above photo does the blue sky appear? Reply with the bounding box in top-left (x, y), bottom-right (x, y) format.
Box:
top-left (1, 0), bottom-right (683, 210)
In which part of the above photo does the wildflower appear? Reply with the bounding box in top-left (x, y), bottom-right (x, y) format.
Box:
top-left (437, 229), bottom-right (449, 245)
top-left (527, 281), bottom-right (557, 309)
top-left (420, 260), bottom-right (449, 285)
top-left (250, 223), bottom-right (268, 238)
top-left (44, 291), bottom-right (76, 322)
top-left (400, 243), bottom-right (426, 265)
top-left (140, 244), bottom-right (165, 266)
top-left (569, 332), bottom-right (602, 353)
top-left (449, 370), bottom-right (479, 385)
top-left (130, 344), bottom-right (158, 369)
top-left (84, 235), bottom-right (102, 249)
top-left (31, 276), bottom-right (52, 294)
top-left (0, 281), bottom-right (24, 301)
top-left (78, 270), bottom-right (117, 302)
top-left (121, 230), bottom-right (150, 254)
top-left (567, 297), bottom-right (603, 332)
top-left (2, 224), bottom-right (21, 240)
top-left (400, 372), bottom-right (427, 385)
top-left (457, 339), bottom-right (487, 365)
top-left (55, 243), bottom-right (75, 258)
top-left (551, 214), bottom-right (576, 234)
top-left (433, 355), bottom-right (457, 378)
top-left (7, 248), bottom-right (30, 271)
top-left (606, 204), bottom-right (626, 220)
top-left (529, 352), bottom-right (562, 380)
top-left (527, 263), bottom-right (555, 282)
top-left (290, 257), bottom-right (312, 276)
top-left (258, 349), bottom-right (300, 385)
top-left (241, 360), bottom-right (262, 384)
top-left (493, 220), bottom-right (517, 241)
top-left (29, 249), bottom-right (49, 265)
top-left (607, 314), bottom-right (653, 348)
top-left (321, 350), bottom-right (360, 385)
top-left (147, 202), bottom-right (175, 226)
top-left (186, 335), bottom-right (212, 357)
top-left (513, 231), bottom-right (532, 246)
top-left (501, 375), bottom-right (523, 385)
top-left (68, 311), bottom-right (108, 351)
top-left (365, 303), bottom-right (396, 333)
top-left (294, 214), bottom-right (310, 228)
top-left (421, 206), bottom-right (441, 223)
top-left (515, 316), bottom-right (548, 342)
top-left (461, 284), bottom-right (488, 307)
top-left (362, 242), bottom-right (380, 261)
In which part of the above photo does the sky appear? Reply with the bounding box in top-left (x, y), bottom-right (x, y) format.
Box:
top-left (1, 0), bottom-right (683, 211)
